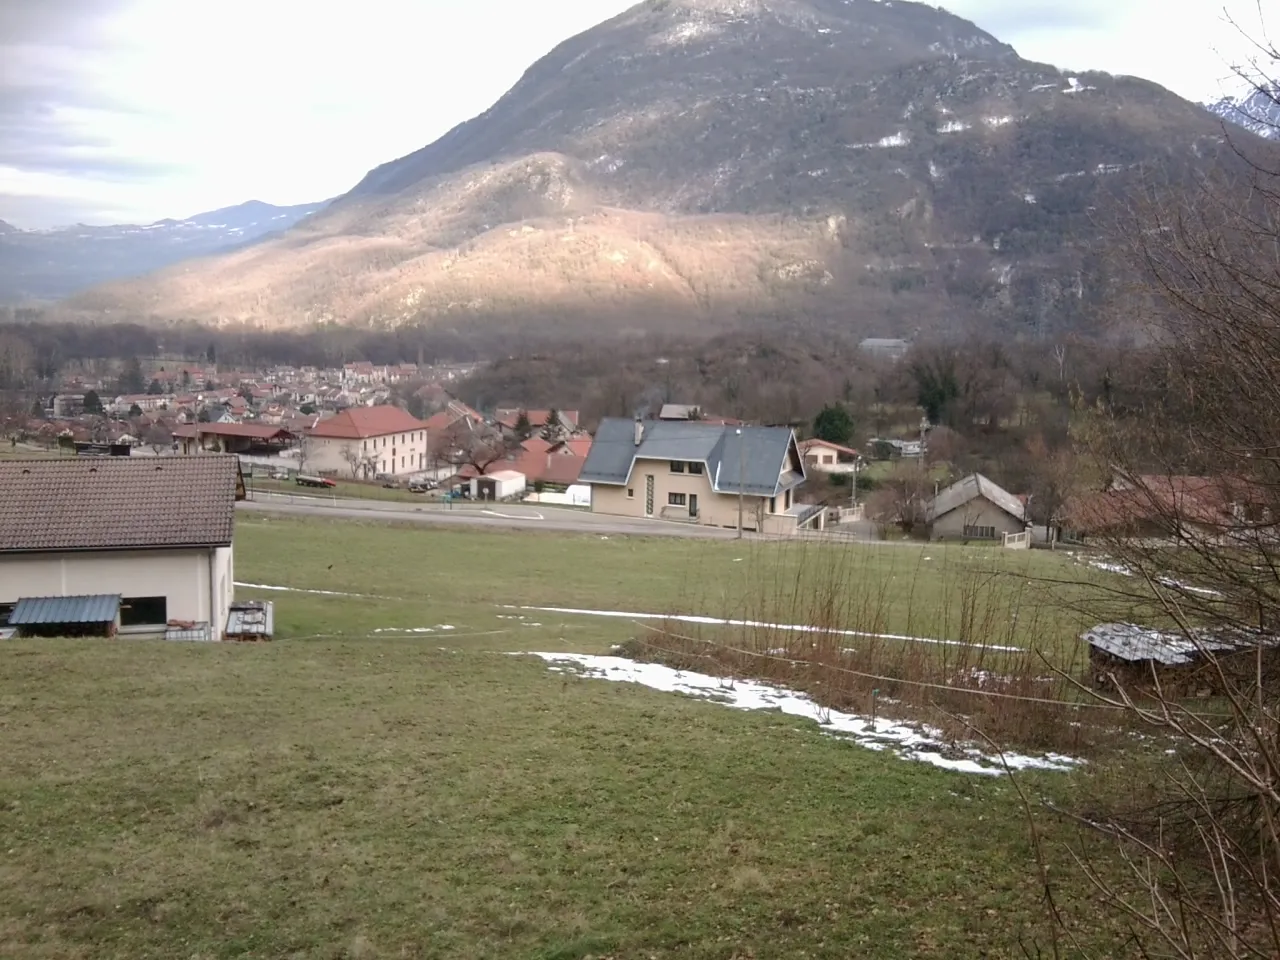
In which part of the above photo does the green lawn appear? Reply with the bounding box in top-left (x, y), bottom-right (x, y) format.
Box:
top-left (245, 475), bottom-right (435, 504)
top-left (236, 517), bottom-right (1102, 666)
top-left (0, 516), bottom-right (1144, 958)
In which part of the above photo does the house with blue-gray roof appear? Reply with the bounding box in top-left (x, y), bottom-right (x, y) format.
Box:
top-left (577, 418), bottom-right (823, 534)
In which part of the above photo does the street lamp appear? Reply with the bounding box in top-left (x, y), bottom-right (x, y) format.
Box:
top-left (736, 427), bottom-right (745, 540)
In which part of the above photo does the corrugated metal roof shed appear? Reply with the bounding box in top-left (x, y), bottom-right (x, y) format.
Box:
top-left (9, 594), bottom-right (122, 625)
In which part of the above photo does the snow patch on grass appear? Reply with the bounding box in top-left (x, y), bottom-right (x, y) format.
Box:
top-left (530, 653), bottom-right (1080, 776)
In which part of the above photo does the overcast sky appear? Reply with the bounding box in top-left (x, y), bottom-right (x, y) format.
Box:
top-left (0, 0), bottom-right (1268, 228)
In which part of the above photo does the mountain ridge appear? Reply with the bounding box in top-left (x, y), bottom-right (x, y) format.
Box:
top-left (58, 0), bottom-right (1255, 340)
top-left (1207, 83), bottom-right (1280, 140)
top-left (0, 198), bottom-right (328, 304)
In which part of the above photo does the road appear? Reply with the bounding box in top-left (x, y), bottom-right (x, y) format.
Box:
top-left (238, 490), bottom-right (751, 538)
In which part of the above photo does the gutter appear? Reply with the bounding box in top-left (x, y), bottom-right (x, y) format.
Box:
top-left (0, 541), bottom-right (233, 557)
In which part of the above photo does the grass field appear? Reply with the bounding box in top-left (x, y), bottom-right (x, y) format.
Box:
top-left (244, 475), bottom-right (434, 504)
top-left (0, 516), bottom-right (1143, 958)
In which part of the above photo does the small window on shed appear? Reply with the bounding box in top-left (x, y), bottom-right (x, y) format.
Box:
top-left (121, 596), bottom-right (168, 626)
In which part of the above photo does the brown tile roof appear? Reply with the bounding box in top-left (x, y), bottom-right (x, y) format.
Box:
top-left (172, 423), bottom-right (295, 440)
top-left (0, 456), bottom-right (240, 554)
top-left (307, 406), bottom-right (425, 440)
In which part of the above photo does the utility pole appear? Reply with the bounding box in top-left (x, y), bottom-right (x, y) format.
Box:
top-left (736, 427), bottom-right (745, 540)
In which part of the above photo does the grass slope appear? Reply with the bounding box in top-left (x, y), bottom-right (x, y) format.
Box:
top-left (0, 517), bottom-right (1134, 958)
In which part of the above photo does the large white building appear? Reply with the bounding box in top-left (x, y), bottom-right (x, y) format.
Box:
top-left (303, 406), bottom-right (429, 479)
top-left (0, 456), bottom-right (243, 641)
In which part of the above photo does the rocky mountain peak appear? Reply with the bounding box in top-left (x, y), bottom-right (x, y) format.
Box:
top-left (1207, 83), bottom-right (1280, 140)
top-left (62, 0), bottom-right (1250, 343)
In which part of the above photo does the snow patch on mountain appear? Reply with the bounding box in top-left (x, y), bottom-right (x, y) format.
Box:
top-left (1207, 84), bottom-right (1280, 140)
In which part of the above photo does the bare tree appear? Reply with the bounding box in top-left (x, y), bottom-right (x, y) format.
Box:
top-left (435, 417), bottom-right (513, 474)
top-left (865, 460), bottom-right (932, 535)
top-left (143, 422), bottom-right (172, 454)
top-left (1031, 32), bottom-right (1280, 958)
top-left (340, 445), bottom-right (376, 480)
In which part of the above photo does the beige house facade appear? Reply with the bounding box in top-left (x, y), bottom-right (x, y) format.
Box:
top-left (0, 548), bottom-right (234, 639)
top-left (927, 474), bottom-right (1027, 541)
top-left (304, 406), bottom-right (429, 479)
top-left (579, 419), bottom-right (821, 534)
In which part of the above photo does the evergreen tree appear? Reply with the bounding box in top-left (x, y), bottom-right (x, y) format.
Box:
top-left (118, 356), bottom-right (145, 395)
top-left (514, 410), bottom-right (533, 440)
top-left (82, 390), bottom-right (104, 415)
top-left (30, 397), bottom-right (44, 418)
top-left (540, 408), bottom-right (563, 441)
top-left (128, 403), bottom-right (143, 418)
top-left (812, 403), bottom-right (854, 446)
top-left (147, 379), bottom-right (163, 395)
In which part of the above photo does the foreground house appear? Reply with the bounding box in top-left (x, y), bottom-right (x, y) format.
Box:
top-left (578, 418), bottom-right (821, 534)
top-left (0, 456), bottom-right (243, 641)
top-left (927, 474), bottom-right (1027, 541)
top-left (304, 406), bottom-right (428, 479)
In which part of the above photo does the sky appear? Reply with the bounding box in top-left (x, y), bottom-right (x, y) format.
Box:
top-left (0, 0), bottom-right (1269, 229)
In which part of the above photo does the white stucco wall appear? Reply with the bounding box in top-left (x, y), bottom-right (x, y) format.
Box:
top-left (304, 431), bottom-right (430, 479)
top-left (0, 547), bottom-right (235, 639)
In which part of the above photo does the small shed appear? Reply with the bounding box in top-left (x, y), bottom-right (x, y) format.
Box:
top-left (8, 594), bottom-right (122, 638)
top-left (1084, 622), bottom-right (1279, 694)
top-left (472, 469), bottom-right (526, 501)
top-left (225, 600), bottom-right (275, 642)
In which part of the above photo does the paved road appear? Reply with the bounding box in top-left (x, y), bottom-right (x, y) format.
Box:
top-left (238, 491), bottom-right (750, 539)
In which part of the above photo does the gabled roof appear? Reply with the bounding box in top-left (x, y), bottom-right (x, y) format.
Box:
top-left (799, 438), bottom-right (860, 457)
top-left (307, 406), bottom-right (425, 440)
top-left (173, 423), bottom-right (295, 440)
top-left (0, 456), bottom-right (240, 554)
top-left (579, 419), bottom-right (804, 498)
top-left (927, 473), bottom-right (1026, 524)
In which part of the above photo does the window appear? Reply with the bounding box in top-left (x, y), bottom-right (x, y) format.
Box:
top-left (769, 497), bottom-right (776, 514)
top-left (670, 461), bottom-right (685, 473)
top-left (963, 525), bottom-right (998, 539)
top-left (688, 462), bottom-right (704, 475)
top-left (668, 492), bottom-right (687, 506)
top-left (121, 596), bottom-right (167, 626)
top-left (627, 488), bottom-right (634, 499)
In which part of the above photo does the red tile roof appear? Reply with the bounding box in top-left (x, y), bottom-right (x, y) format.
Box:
top-left (0, 456), bottom-right (240, 554)
top-left (307, 406), bottom-right (426, 440)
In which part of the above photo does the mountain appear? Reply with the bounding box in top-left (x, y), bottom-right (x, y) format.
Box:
top-left (63, 0), bottom-right (1245, 340)
top-left (1207, 84), bottom-right (1280, 140)
top-left (0, 199), bottom-right (328, 303)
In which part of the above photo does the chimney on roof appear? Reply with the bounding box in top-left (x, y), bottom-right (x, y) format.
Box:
top-left (634, 416), bottom-right (644, 446)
